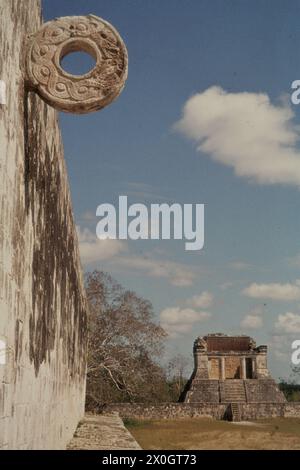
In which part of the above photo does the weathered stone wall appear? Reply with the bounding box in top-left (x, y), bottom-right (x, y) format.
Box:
top-left (107, 402), bottom-right (300, 421)
top-left (184, 379), bottom-right (220, 403)
top-left (245, 379), bottom-right (286, 403)
top-left (208, 358), bottom-right (220, 379)
top-left (0, 0), bottom-right (87, 449)
top-left (225, 356), bottom-right (240, 379)
top-left (107, 403), bottom-right (228, 420)
top-left (284, 403), bottom-right (300, 418)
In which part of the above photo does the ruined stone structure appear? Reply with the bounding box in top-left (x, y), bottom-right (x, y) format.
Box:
top-left (106, 401), bottom-right (300, 421)
top-left (0, 1), bottom-right (127, 449)
top-left (106, 334), bottom-right (293, 423)
top-left (180, 334), bottom-right (285, 419)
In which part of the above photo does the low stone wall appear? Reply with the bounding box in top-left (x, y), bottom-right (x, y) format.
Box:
top-left (240, 403), bottom-right (286, 420)
top-left (107, 403), bottom-right (228, 420)
top-left (284, 403), bottom-right (300, 418)
top-left (107, 402), bottom-right (300, 421)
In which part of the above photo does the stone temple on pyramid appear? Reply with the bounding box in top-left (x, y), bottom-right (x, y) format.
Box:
top-left (180, 334), bottom-right (286, 409)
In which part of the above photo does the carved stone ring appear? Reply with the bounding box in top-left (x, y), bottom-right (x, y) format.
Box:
top-left (25, 15), bottom-right (128, 114)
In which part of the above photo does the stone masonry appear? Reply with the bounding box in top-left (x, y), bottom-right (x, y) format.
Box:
top-left (0, 1), bottom-right (89, 449)
top-left (180, 334), bottom-right (286, 418)
top-left (67, 414), bottom-right (141, 450)
top-left (0, 1), bottom-right (127, 449)
top-left (106, 402), bottom-right (300, 421)
top-left (107, 335), bottom-right (294, 423)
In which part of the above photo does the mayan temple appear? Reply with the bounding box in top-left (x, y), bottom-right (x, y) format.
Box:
top-left (181, 334), bottom-right (286, 419)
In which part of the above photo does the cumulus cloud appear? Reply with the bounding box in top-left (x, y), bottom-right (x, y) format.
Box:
top-left (275, 312), bottom-right (300, 333)
top-left (77, 228), bottom-right (199, 287)
top-left (269, 334), bottom-right (292, 361)
top-left (229, 261), bottom-right (253, 271)
top-left (77, 226), bottom-right (125, 265)
top-left (186, 291), bottom-right (214, 308)
top-left (243, 280), bottom-right (300, 301)
top-left (269, 312), bottom-right (300, 363)
top-left (160, 307), bottom-right (211, 337)
top-left (241, 314), bottom-right (263, 329)
top-left (220, 281), bottom-right (236, 290)
top-left (287, 253), bottom-right (300, 268)
top-left (81, 211), bottom-right (96, 222)
top-left (240, 306), bottom-right (264, 330)
top-left (125, 182), bottom-right (168, 202)
top-left (110, 255), bottom-right (196, 287)
top-left (175, 86), bottom-right (300, 188)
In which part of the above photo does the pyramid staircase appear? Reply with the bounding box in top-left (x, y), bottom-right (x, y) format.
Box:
top-left (229, 403), bottom-right (241, 422)
top-left (223, 380), bottom-right (246, 402)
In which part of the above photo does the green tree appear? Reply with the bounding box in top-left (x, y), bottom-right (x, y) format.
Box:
top-left (279, 366), bottom-right (300, 401)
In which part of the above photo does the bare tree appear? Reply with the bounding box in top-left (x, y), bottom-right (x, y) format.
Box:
top-left (85, 271), bottom-right (169, 410)
top-left (166, 354), bottom-right (191, 401)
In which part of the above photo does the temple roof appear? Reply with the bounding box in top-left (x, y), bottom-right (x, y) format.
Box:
top-left (205, 335), bottom-right (252, 352)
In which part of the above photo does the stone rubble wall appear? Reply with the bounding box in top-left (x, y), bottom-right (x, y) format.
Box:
top-left (0, 0), bottom-right (87, 449)
top-left (181, 378), bottom-right (286, 403)
top-left (185, 379), bottom-right (220, 403)
top-left (106, 402), bottom-right (300, 421)
top-left (107, 403), bottom-right (228, 420)
top-left (245, 379), bottom-right (286, 403)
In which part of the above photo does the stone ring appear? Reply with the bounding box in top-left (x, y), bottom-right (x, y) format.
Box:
top-left (25, 15), bottom-right (128, 114)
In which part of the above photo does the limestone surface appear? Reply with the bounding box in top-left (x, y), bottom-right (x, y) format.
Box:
top-left (67, 413), bottom-right (141, 450)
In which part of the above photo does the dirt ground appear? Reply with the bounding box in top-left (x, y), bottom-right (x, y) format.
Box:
top-left (126, 417), bottom-right (300, 450)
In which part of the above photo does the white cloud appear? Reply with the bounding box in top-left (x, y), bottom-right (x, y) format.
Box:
top-left (77, 226), bottom-right (125, 265)
top-left (220, 281), bottom-right (236, 290)
top-left (110, 255), bottom-right (196, 287)
top-left (160, 307), bottom-right (211, 337)
top-left (243, 280), bottom-right (300, 301)
top-left (175, 86), bottom-right (300, 188)
top-left (287, 253), bottom-right (300, 268)
top-left (269, 334), bottom-right (291, 362)
top-left (186, 291), bottom-right (214, 308)
top-left (241, 314), bottom-right (263, 330)
top-left (275, 312), bottom-right (300, 333)
top-left (81, 211), bottom-right (96, 222)
top-left (241, 306), bottom-right (264, 330)
top-left (229, 261), bottom-right (252, 271)
top-left (270, 315), bottom-right (300, 364)
top-left (77, 228), bottom-right (199, 287)
top-left (125, 182), bottom-right (168, 202)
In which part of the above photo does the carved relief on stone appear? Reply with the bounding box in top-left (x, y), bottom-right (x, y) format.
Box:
top-left (194, 336), bottom-right (207, 351)
top-left (25, 15), bottom-right (128, 114)
top-left (249, 337), bottom-right (257, 350)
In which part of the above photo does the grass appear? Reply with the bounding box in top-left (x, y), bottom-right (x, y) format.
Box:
top-left (126, 417), bottom-right (300, 450)
top-left (123, 418), bottom-right (152, 428)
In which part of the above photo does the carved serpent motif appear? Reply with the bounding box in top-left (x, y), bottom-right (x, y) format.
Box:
top-left (26, 15), bottom-right (128, 114)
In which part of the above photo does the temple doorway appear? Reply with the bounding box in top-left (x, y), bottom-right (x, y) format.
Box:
top-left (246, 358), bottom-right (253, 379)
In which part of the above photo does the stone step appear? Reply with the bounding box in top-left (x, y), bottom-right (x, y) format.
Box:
top-left (224, 380), bottom-right (246, 402)
top-left (230, 403), bottom-right (241, 422)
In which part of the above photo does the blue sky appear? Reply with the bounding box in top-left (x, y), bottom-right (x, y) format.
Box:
top-left (43, 0), bottom-right (300, 379)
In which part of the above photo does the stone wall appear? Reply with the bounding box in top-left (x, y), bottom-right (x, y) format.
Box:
top-left (245, 379), bottom-right (286, 403)
top-left (0, 0), bottom-right (87, 449)
top-left (107, 403), bottom-right (228, 420)
top-left (225, 356), bottom-right (240, 379)
top-left (107, 402), bottom-right (300, 421)
top-left (184, 379), bottom-right (220, 403)
top-left (181, 378), bottom-right (286, 404)
top-left (209, 358), bottom-right (220, 379)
